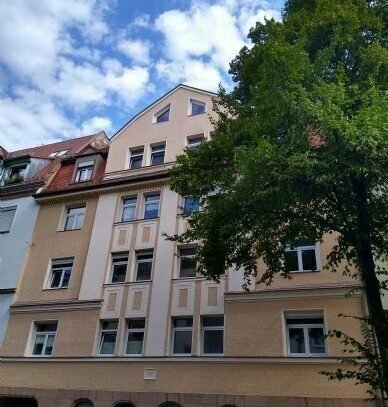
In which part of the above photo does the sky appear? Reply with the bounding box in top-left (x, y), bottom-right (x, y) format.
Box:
top-left (0, 0), bottom-right (283, 151)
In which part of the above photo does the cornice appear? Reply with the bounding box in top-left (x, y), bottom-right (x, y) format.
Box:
top-left (10, 299), bottom-right (102, 314)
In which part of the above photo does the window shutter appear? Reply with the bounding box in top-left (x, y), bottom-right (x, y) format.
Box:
top-left (0, 206), bottom-right (17, 232)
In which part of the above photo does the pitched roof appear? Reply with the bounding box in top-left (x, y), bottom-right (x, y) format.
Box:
top-left (5, 134), bottom-right (99, 160)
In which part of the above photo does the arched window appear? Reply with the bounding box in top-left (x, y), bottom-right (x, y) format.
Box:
top-left (73, 399), bottom-right (94, 407)
top-left (115, 403), bottom-right (135, 407)
top-left (0, 397), bottom-right (38, 407)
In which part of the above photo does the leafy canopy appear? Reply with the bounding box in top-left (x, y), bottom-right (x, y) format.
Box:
top-left (169, 0), bottom-right (387, 287)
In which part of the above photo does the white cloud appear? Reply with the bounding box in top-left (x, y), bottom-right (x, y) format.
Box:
top-left (80, 116), bottom-right (112, 135)
top-left (118, 39), bottom-right (151, 65)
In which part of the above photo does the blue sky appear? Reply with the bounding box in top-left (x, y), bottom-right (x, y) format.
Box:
top-left (0, 0), bottom-right (284, 151)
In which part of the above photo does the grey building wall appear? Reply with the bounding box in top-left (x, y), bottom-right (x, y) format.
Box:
top-left (0, 195), bottom-right (39, 345)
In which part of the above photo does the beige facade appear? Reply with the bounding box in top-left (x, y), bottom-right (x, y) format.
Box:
top-left (0, 85), bottom-right (371, 406)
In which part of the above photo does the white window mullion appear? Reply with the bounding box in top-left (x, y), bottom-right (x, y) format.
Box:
top-left (297, 249), bottom-right (303, 272)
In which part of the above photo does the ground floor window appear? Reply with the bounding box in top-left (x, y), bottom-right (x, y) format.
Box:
top-left (0, 398), bottom-right (37, 407)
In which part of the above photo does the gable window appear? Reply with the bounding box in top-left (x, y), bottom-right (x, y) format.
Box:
top-left (48, 258), bottom-right (73, 289)
top-left (110, 253), bottom-right (128, 283)
top-left (64, 205), bottom-right (86, 231)
top-left (285, 313), bottom-right (327, 356)
top-left (99, 320), bottom-right (118, 355)
top-left (284, 241), bottom-right (319, 272)
top-left (154, 105), bottom-right (170, 123)
top-left (121, 196), bottom-right (137, 222)
top-left (126, 319), bottom-right (145, 355)
top-left (202, 316), bottom-right (224, 355)
top-left (135, 250), bottom-right (153, 281)
top-left (129, 147), bottom-right (144, 169)
top-left (32, 321), bottom-right (58, 356)
top-left (183, 197), bottom-right (199, 214)
top-left (187, 134), bottom-right (205, 149)
top-left (172, 317), bottom-right (193, 355)
top-left (75, 160), bottom-right (94, 182)
top-left (144, 193), bottom-right (160, 219)
top-left (190, 99), bottom-right (206, 115)
top-left (179, 247), bottom-right (197, 278)
top-left (150, 143), bottom-right (166, 166)
top-left (0, 206), bottom-right (17, 233)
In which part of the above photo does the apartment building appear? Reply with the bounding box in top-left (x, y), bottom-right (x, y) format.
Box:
top-left (0, 85), bottom-right (369, 407)
top-left (0, 133), bottom-right (108, 348)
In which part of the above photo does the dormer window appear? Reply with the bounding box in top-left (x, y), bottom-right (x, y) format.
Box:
top-left (75, 160), bottom-right (94, 182)
top-left (154, 105), bottom-right (170, 123)
top-left (129, 147), bottom-right (144, 169)
top-left (189, 99), bottom-right (206, 116)
top-left (3, 164), bottom-right (27, 185)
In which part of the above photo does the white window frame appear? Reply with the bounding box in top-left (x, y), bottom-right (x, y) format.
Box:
top-left (129, 146), bottom-right (144, 169)
top-left (171, 317), bottom-right (193, 356)
top-left (30, 321), bottom-right (58, 357)
top-left (75, 160), bottom-right (95, 182)
top-left (186, 134), bottom-right (205, 149)
top-left (47, 258), bottom-right (74, 289)
top-left (153, 104), bottom-right (170, 123)
top-left (188, 99), bottom-right (207, 116)
top-left (178, 247), bottom-right (197, 278)
top-left (150, 143), bottom-right (166, 166)
top-left (201, 316), bottom-right (224, 356)
top-left (63, 205), bottom-right (86, 231)
top-left (143, 192), bottom-right (160, 219)
top-left (125, 319), bottom-right (145, 356)
top-left (0, 206), bottom-right (17, 233)
top-left (285, 315), bottom-right (327, 357)
top-left (110, 253), bottom-right (129, 283)
top-left (98, 320), bottom-right (118, 356)
top-left (135, 250), bottom-right (153, 281)
top-left (284, 243), bottom-right (320, 272)
top-left (121, 196), bottom-right (137, 222)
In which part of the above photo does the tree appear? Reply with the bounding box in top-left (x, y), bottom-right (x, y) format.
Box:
top-left (169, 0), bottom-right (388, 394)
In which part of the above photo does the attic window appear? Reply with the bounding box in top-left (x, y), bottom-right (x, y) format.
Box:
top-left (154, 105), bottom-right (170, 123)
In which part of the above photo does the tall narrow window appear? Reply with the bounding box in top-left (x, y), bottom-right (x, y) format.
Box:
top-left (135, 250), bottom-right (153, 281)
top-left (187, 134), bottom-right (205, 149)
top-left (0, 206), bottom-right (17, 233)
top-left (64, 205), bottom-right (86, 231)
top-left (190, 99), bottom-right (206, 115)
top-left (75, 161), bottom-right (94, 182)
top-left (32, 321), bottom-right (58, 356)
top-left (126, 319), bottom-right (145, 355)
top-left (121, 197), bottom-right (137, 222)
top-left (285, 314), bottom-right (327, 356)
top-left (150, 143), bottom-right (166, 166)
top-left (172, 317), bottom-right (193, 355)
top-left (144, 193), bottom-right (160, 219)
top-left (129, 147), bottom-right (144, 169)
top-left (183, 197), bottom-right (199, 214)
top-left (64, 205), bottom-right (86, 230)
top-left (110, 253), bottom-right (128, 283)
top-left (48, 258), bottom-right (73, 289)
top-left (99, 320), bottom-right (118, 355)
top-left (284, 241), bottom-right (319, 272)
top-left (202, 316), bottom-right (224, 355)
top-left (179, 247), bottom-right (197, 278)
top-left (155, 106), bottom-right (170, 123)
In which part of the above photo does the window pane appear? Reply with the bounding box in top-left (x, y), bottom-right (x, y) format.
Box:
top-left (203, 317), bottom-right (224, 327)
top-left (308, 328), bottom-right (326, 353)
top-left (183, 197), bottom-right (199, 213)
top-left (289, 328), bottom-right (305, 353)
top-left (173, 330), bottom-right (192, 354)
top-left (126, 331), bottom-right (144, 354)
top-left (36, 323), bottom-right (57, 332)
top-left (188, 136), bottom-right (204, 148)
top-left (32, 334), bottom-right (45, 355)
top-left (62, 269), bottom-right (71, 287)
top-left (136, 261), bottom-right (152, 281)
top-left (180, 254), bottom-right (196, 278)
top-left (301, 249), bottom-right (317, 271)
top-left (122, 206), bottom-right (135, 222)
top-left (151, 151), bottom-right (165, 165)
top-left (130, 156), bottom-right (142, 169)
top-left (74, 213), bottom-right (85, 229)
top-left (287, 317), bottom-right (323, 325)
top-left (156, 108), bottom-right (169, 123)
top-left (102, 321), bottom-right (118, 330)
top-left (203, 329), bottom-right (223, 354)
top-left (144, 195), bottom-right (160, 219)
top-left (112, 263), bottom-right (127, 283)
top-left (100, 332), bottom-right (116, 354)
top-left (191, 101), bottom-right (205, 115)
top-left (50, 270), bottom-right (62, 288)
top-left (174, 318), bottom-right (193, 328)
top-left (284, 251), bottom-right (298, 272)
top-left (128, 320), bottom-right (145, 329)
top-left (44, 334), bottom-right (55, 355)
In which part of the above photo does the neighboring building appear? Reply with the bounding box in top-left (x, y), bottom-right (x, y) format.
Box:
top-left (0, 133), bottom-right (108, 347)
top-left (0, 85), bottom-right (368, 407)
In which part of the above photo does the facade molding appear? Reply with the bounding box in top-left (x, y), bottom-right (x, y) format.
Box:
top-left (10, 299), bottom-right (102, 314)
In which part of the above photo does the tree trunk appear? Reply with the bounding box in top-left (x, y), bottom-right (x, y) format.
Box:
top-left (353, 177), bottom-right (388, 394)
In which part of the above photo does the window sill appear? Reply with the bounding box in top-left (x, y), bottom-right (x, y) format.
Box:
top-left (289, 270), bottom-right (321, 274)
top-left (42, 287), bottom-right (69, 291)
top-left (104, 280), bottom-right (152, 287)
top-left (0, 231), bottom-right (11, 234)
top-left (187, 112), bottom-right (207, 117)
top-left (287, 353), bottom-right (328, 357)
top-left (115, 217), bottom-right (159, 225)
top-left (58, 228), bottom-right (83, 233)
